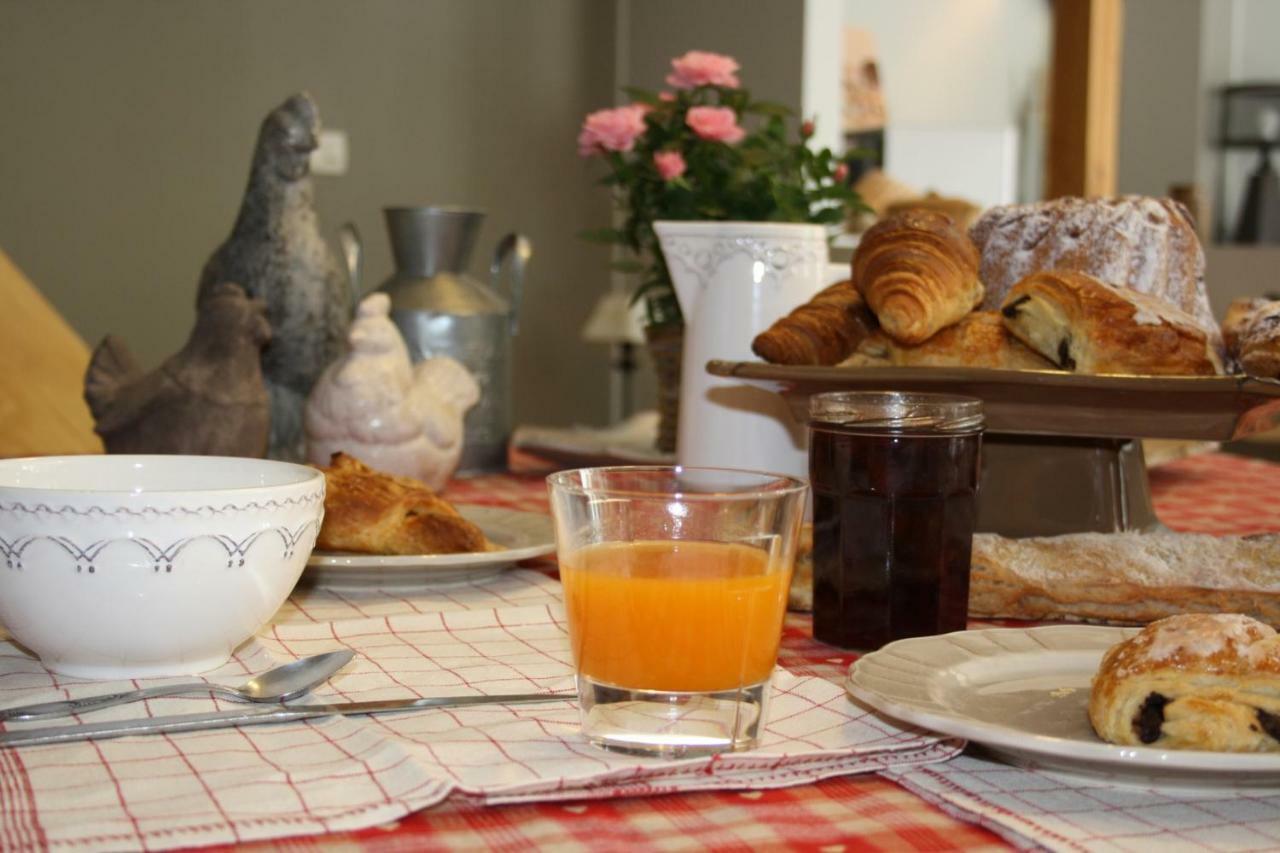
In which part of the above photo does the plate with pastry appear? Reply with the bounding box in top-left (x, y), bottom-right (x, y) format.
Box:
top-left (732, 196), bottom-right (1280, 442)
top-left (304, 453), bottom-right (555, 589)
top-left (847, 617), bottom-right (1280, 789)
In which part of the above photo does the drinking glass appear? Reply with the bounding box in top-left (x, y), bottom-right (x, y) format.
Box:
top-left (547, 466), bottom-right (808, 758)
top-left (808, 392), bottom-right (984, 651)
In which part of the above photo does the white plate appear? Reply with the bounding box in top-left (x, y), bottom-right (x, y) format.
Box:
top-left (847, 625), bottom-right (1280, 789)
top-left (304, 505), bottom-right (555, 590)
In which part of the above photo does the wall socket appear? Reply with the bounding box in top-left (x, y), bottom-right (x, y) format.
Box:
top-left (311, 129), bottom-right (349, 176)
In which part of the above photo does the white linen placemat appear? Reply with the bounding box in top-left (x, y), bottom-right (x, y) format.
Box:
top-left (883, 754), bottom-right (1280, 852)
top-left (0, 603), bottom-right (960, 852)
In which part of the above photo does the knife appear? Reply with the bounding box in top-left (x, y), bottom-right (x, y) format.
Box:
top-left (0, 692), bottom-right (577, 748)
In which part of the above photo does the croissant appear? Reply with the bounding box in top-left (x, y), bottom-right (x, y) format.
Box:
top-left (852, 210), bottom-right (984, 345)
top-left (999, 270), bottom-right (1223, 376)
top-left (751, 280), bottom-right (876, 365)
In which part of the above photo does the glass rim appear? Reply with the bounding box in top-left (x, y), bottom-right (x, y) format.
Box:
top-left (808, 390), bottom-right (984, 432)
top-left (546, 465), bottom-right (808, 501)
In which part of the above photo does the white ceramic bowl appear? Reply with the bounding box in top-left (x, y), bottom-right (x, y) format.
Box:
top-left (0, 455), bottom-right (325, 678)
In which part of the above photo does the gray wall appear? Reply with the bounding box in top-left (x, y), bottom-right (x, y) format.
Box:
top-left (623, 0), bottom-right (805, 106)
top-left (0, 0), bottom-right (617, 428)
top-left (1116, 0), bottom-right (1204, 199)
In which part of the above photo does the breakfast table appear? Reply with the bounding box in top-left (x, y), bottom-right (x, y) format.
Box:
top-left (200, 448), bottom-right (1276, 853)
top-left (2, 449), bottom-right (1278, 852)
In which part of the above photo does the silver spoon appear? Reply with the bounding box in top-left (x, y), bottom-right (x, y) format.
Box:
top-left (0, 650), bottom-right (355, 722)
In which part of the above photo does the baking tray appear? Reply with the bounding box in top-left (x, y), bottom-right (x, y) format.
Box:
top-left (706, 362), bottom-right (1280, 442)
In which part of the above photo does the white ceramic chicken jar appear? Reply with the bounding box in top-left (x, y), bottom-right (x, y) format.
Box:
top-left (305, 293), bottom-right (481, 490)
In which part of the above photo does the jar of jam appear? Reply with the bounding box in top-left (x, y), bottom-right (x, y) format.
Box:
top-left (808, 391), bottom-right (984, 650)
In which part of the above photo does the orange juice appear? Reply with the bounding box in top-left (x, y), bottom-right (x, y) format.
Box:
top-left (560, 540), bottom-right (791, 693)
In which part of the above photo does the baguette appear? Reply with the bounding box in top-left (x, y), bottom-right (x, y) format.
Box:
top-left (969, 531), bottom-right (1280, 626)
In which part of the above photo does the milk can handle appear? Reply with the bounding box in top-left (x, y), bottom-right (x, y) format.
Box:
top-left (339, 221), bottom-right (364, 312)
top-left (491, 233), bottom-right (532, 336)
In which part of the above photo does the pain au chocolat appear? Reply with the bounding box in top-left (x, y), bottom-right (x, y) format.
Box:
top-left (1088, 614), bottom-right (1280, 752)
top-left (998, 270), bottom-right (1223, 376)
top-left (315, 452), bottom-right (492, 555)
top-left (851, 210), bottom-right (984, 345)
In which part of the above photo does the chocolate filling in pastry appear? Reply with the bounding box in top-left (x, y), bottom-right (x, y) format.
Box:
top-left (1133, 692), bottom-right (1169, 744)
top-left (1056, 337), bottom-right (1076, 370)
top-left (1001, 295), bottom-right (1031, 318)
top-left (1258, 709), bottom-right (1280, 742)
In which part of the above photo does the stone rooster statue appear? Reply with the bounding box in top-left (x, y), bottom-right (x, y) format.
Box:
top-left (85, 283), bottom-right (272, 456)
top-left (197, 92), bottom-right (350, 460)
top-left (304, 293), bottom-right (481, 490)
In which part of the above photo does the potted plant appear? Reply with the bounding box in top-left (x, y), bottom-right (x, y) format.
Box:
top-left (578, 51), bottom-right (864, 452)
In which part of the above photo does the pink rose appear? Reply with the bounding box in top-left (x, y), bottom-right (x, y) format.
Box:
top-left (577, 105), bottom-right (648, 156)
top-left (686, 106), bottom-right (745, 144)
top-left (658, 91), bottom-right (676, 103)
top-left (800, 119), bottom-right (815, 139)
top-left (834, 162), bottom-right (849, 183)
top-left (654, 150), bottom-right (687, 181)
top-left (665, 51), bottom-right (740, 89)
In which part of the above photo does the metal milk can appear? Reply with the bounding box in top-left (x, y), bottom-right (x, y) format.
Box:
top-left (376, 206), bottom-right (530, 474)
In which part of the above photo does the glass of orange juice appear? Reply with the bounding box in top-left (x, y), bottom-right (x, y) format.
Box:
top-left (547, 466), bottom-right (808, 758)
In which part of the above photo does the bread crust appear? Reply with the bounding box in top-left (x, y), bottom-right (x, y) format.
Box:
top-left (970, 196), bottom-right (1216, 341)
top-left (1223, 297), bottom-right (1271, 357)
top-left (843, 310), bottom-right (1057, 371)
top-left (852, 210), bottom-right (984, 345)
top-left (752, 280), bottom-right (876, 365)
top-left (999, 270), bottom-right (1223, 375)
top-left (1088, 614), bottom-right (1280, 751)
top-left (968, 532), bottom-right (1280, 626)
top-left (1237, 301), bottom-right (1280, 379)
top-left (314, 452), bottom-right (490, 555)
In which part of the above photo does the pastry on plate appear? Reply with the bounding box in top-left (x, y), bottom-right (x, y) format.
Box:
top-left (314, 452), bottom-right (492, 555)
top-left (999, 270), bottom-right (1223, 375)
top-left (1223, 297), bottom-right (1271, 357)
top-left (842, 310), bottom-right (1057, 371)
top-left (1088, 613), bottom-right (1280, 751)
top-left (968, 531), bottom-right (1280, 626)
top-left (969, 195), bottom-right (1217, 338)
top-left (852, 210), bottom-right (984, 345)
top-left (752, 280), bottom-right (876, 366)
top-left (1236, 301), bottom-right (1280, 379)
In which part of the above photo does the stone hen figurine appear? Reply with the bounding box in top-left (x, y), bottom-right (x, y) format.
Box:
top-left (197, 92), bottom-right (350, 460)
top-left (305, 293), bottom-right (481, 490)
top-left (85, 283), bottom-right (272, 456)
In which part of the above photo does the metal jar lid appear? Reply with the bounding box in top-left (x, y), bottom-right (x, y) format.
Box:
top-left (808, 391), bottom-right (984, 433)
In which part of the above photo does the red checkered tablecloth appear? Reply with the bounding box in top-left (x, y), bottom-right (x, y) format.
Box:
top-left (181, 450), bottom-right (1280, 853)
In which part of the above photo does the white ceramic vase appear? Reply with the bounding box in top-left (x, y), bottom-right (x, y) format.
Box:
top-left (654, 221), bottom-right (841, 480)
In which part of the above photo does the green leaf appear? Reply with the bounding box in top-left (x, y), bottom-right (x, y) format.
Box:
top-left (745, 100), bottom-right (793, 117)
top-left (609, 259), bottom-right (646, 274)
top-left (621, 86), bottom-right (661, 105)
